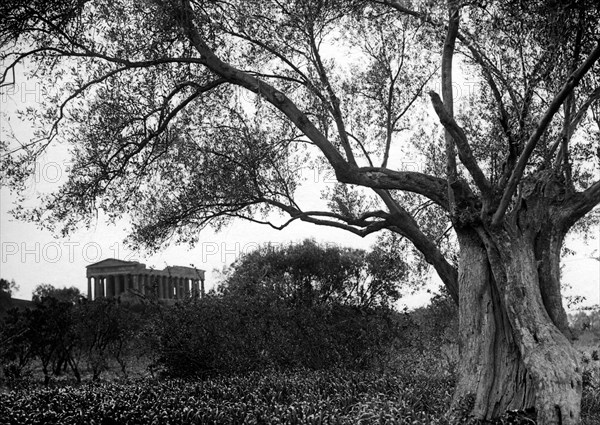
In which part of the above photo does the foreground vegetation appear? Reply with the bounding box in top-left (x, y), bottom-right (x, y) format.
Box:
top-left (1, 367), bottom-right (599, 425)
top-left (0, 370), bottom-right (452, 424)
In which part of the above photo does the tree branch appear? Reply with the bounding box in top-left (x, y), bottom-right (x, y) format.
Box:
top-left (429, 91), bottom-right (492, 196)
top-left (548, 86), bottom-right (600, 165)
top-left (442, 2), bottom-right (459, 212)
top-left (560, 181), bottom-right (600, 228)
top-left (262, 199), bottom-right (392, 237)
top-left (356, 167), bottom-right (451, 209)
top-left (492, 41), bottom-right (600, 225)
top-left (178, 0), bottom-right (451, 208)
top-left (308, 29), bottom-right (356, 166)
top-left (373, 188), bottom-right (459, 303)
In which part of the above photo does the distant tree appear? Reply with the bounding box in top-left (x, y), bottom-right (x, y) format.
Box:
top-left (0, 279), bottom-right (18, 298)
top-left (0, 308), bottom-right (34, 384)
top-left (32, 284), bottom-right (83, 305)
top-left (222, 238), bottom-right (407, 308)
top-left (74, 298), bottom-right (141, 380)
top-left (0, 279), bottom-right (18, 311)
top-left (26, 296), bottom-right (81, 384)
top-left (28, 285), bottom-right (84, 382)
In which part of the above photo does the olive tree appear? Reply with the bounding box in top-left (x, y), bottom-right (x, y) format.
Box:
top-left (1, 0), bottom-right (599, 422)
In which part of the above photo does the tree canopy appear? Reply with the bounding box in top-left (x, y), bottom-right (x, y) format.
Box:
top-left (221, 238), bottom-right (408, 307)
top-left (31, 284), bottom-right (83, 305)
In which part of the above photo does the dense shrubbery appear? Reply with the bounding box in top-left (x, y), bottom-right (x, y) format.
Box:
top-left (154, 296), bottom-right (404, 377)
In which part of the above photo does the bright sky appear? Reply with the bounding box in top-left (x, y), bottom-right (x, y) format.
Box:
top-left (1, 59), bottom-right (598, 312)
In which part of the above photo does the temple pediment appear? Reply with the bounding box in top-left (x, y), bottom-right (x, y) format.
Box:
top-left (87, 258), bottom-right (144, 269)
top-left (86, 258), bottom-right (147, 277)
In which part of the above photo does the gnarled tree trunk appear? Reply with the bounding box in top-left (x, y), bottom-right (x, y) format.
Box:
top-left (451, 218), bottom-right (581, 424)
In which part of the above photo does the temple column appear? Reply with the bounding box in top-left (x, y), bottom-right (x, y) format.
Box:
top-left (201, 278), bottom-right (205, 298)
top-left (184, 278), bottom-right (190, 297)
top-left (99, 276), bottom-right (105, 298)
top-left (162, 277), bottom-right (168, 299)
top-left (117, 275), bottom-right (125, 295)
top-left (106, 275), bottom-right (115, 297)
top-left (87, 277), bottom-right (92, 300)
top-left (92, 276), bottom-right (98, 300)
top-left (148, 274), bottom-right (153, 296)
top-left (165, 276), bottom-right (175, 300)
top-left (148, 274), bottom-right (154, 297)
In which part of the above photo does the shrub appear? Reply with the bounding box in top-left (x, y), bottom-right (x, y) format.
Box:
top-left (153, 295), bottom-right (403, 377)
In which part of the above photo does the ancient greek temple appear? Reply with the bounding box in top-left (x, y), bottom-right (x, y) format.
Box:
top-left (86, 258), bottom-right (205, 301)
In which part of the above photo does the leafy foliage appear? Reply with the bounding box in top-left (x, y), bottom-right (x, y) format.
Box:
top-left (0, 278), bottom-right (19, 312)
top-left (221, 238), bottom-right (407, 308)
top-left (0, 278), bottom-right (18, 298)
top-left (31, 284), bottom-right (83, 305)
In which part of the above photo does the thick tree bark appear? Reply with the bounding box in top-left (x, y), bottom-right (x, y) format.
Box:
top-left (451, 226), bottom-right (581, 424)
top-left (450, 230), bottom-right (533, 420)
top-left (535, 228), bottom-right (573, 338)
